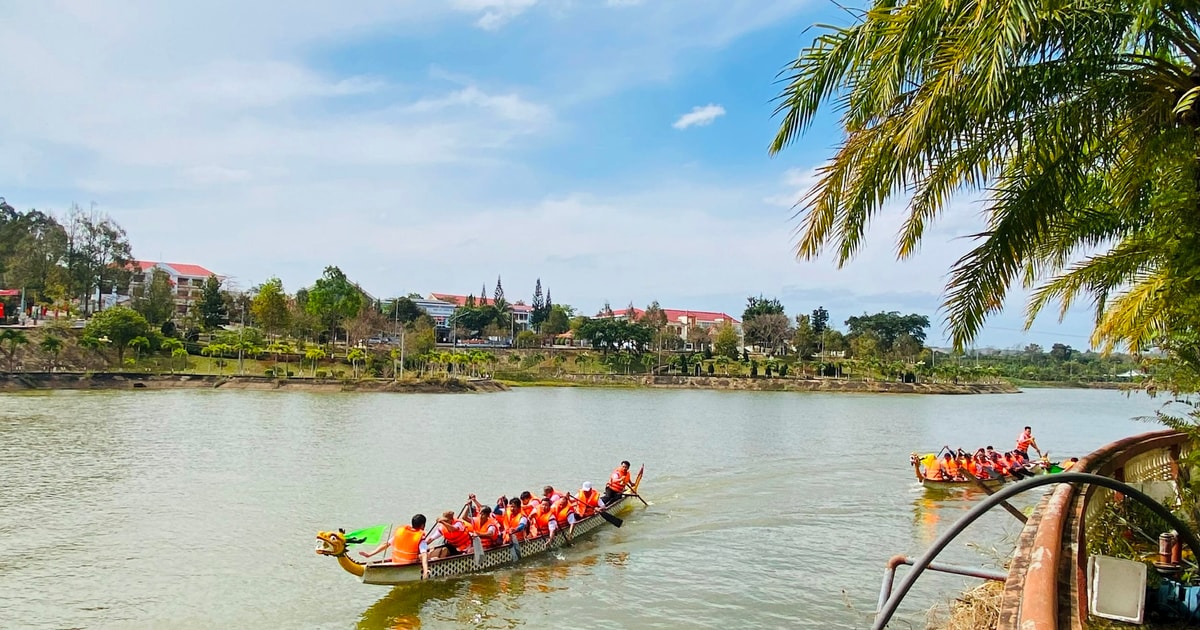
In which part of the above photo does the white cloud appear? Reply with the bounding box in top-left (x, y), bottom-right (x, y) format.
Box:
top-left (452, 0), bottom-right (539, 30)
top-left (672, 104), bottom-right (726, 129)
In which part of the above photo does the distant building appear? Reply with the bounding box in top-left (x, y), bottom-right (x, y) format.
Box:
top-left (428, 293), bottom-right (533, 332)
top-left (604, 307), bottom-right (743, 346)
top-left (410, 297), bottom-right (457, 328)
top-left (124, 261), bottom-right (222, 317)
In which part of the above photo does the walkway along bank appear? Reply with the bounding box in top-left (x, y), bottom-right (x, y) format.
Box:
top-left (0, 372), bottom-right (508, 393)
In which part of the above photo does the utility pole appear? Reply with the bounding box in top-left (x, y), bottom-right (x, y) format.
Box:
top-left (400, 328), bottom-right (405, 380)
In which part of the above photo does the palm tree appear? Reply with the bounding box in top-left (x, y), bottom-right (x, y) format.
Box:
top-left (201, 343), bottom-right (231, 374)
top-left (346, 346), bottom-right (367, 379)
top-left (305, 346), bottom-right (327, 376)
top-left (771, 0), bottom-right (1200, 354)
top-left (161, 338), bottom-right (185, 373)
top-left (129, 336), bottom-right (150, 366)
top-left (39, 335), bottom-right (64, 371)
top-left (0, 329), bottom-right (29, 372)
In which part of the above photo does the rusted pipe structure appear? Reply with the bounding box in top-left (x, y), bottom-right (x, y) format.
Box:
top-left (876, 554), bottom-right (1007, 614)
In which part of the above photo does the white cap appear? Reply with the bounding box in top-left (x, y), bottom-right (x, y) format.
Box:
top-left (582, 481), bottom-right (592, 491)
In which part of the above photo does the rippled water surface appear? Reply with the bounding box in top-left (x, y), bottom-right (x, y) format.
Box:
top-left (0, 387), bottom-right (1161, 628)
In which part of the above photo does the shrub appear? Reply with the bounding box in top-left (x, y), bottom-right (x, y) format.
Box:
top-left (707, 363), bottom-right (714, 375)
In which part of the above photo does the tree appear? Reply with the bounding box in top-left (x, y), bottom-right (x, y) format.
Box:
top-left (0, 329), bottom-right (28, 372)
top-left (305, 346), bottom-right (327, 376)
top-left (133, 268), bottom-right (176, 325)
top-left (844, 312), bottom-right (930, 355)
top-left (388, 297), bottom-right (424, 326)
top-left (530, 279), bottom-right (546, 332)
top-left (771, 0), bottom-right (1200, 354)
top-left (39, 334), bottom-right (64, 370)
top-left (306, 266), bottom-right (364, 344)
top-left (544, 305), bottom-right (571, 336)
top-left (161, 338), bottom-right (185, 373)
top-left (197, 275), bottom-right (228, 330)
top-left (493, 276), bottom-right (506, 310)
top-left (82, 306), bottom-right (153, 364)
top-left (744, 312), bottom-right (793, 355)
top-left (742, 295), bottom-right (785, 324)
top-left (251, 278), bottom-right (290, 338)
top-left (713, 322), bottom-right (740, 360)
top-left (792, 314), bottom-right (817, 359)
top-left (687, 325), bottom-right (712, 351)
top-left (346, 346), bottom-right (367, 378)
top-left (1050, 343), bottom-right (1074, 363)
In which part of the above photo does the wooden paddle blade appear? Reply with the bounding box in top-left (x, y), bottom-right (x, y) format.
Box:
top-left (472, 536), bottom-right (484, 565)
top-left (599, 510), bottom-right (623, 528)
top-left (510, 538), bottom-right (521, 562)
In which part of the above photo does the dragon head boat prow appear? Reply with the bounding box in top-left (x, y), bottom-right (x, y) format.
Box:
top-left (316, 529), bottom-right (365, 577)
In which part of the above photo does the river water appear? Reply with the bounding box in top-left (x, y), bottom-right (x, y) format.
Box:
top-left (0, 387), bottom-right (1161, 629)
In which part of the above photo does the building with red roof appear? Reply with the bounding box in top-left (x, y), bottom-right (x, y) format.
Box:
top-left (427, 293), bottom-right (533, 331)
top-left (124, 261), bottom-right (222, 317)
top-left (603, 306), bottom-right (743, 348)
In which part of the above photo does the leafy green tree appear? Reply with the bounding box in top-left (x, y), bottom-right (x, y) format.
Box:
top-left (713, 322), bottom-right (740, 361)
top-left (198, 275), bottom-right (228, 330)
top-left (0, 329), bottom-right (29, 372)
top-left (849, 331), bottom-right (880, 361)
top-left (543, 305), bottom-right (571, 336)
top-left (82, 306), bottom-right (153, 364)
top-left (306, 266), bottom-right (364, 344)
top-left (251, 277), bottom-right (290, 339)
top-left (792, 314), bottom-right (816, 358)
top-left (39, 334), bottom-right (64, 370)
top-left (62, 206), bottom-right (133, 314)
top-left (515, 330), bottom-right (538, 348)
top-left (844, 312), bottom-right (930, 355)
top-left (133, 268), bottom-right (176, 325)
top-left (305, 346), bottom-right (327, 376)
top-left (161, 338), bottom-right (185, 373)
top-left (388, 297), bottom-right (424, 325)
top-left (771, 0), bottom-right (1200, 354)
top-left (1, 207), bottom-right (68, 306)
top-left (1050, 343), bottom-right (1074, 363)
top-left (742, 295), bottom-right (785, 324)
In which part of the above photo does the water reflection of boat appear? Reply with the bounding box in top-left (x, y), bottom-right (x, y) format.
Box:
top-left (356, 554), bottom-right (605, 629)
top-left (318, 494), bottom-right (635, 585)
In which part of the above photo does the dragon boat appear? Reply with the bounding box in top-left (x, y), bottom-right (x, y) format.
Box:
top-left (316, 471), bottom-right (644, 585)
top-left (909, 452), bottom-right (1061, 490)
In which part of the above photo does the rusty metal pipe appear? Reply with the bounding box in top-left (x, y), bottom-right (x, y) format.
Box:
top-left (872, 472), bottom-right (1200, 630)
top-left (876, 554), bottom-right (1007, 613)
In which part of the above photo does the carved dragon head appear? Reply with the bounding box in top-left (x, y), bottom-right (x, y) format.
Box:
top-left (316, 529), bottom-right (349, 557)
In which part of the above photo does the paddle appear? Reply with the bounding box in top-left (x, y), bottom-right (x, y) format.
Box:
top-left (625, 490), bottom-right (650, 507)
top-left (472, 534), bottom-right (484, 565)
top-left (509, 530), bottom-right (522, 562)
top-left (598, 510), bottom-right (623, 528)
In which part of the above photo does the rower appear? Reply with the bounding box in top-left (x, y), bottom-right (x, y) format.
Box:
top-left (429, 510), bottom-right (472, 559)
top-left (604, 461), bottom-right (633, 505)
top-left (529, 497), bottom-right (557, 540)
top-left (1015, 426), bottom-right (1042, 459)
top-left (501, 497), bottom-right (529, 544)
top-left (359, 514), bottom-right (431, 579)
top-left (467, 505), bottom-right (502, 549)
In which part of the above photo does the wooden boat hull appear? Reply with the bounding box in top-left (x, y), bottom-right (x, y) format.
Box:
top-left (360, 495), bottom-right (631, 585)
top-left (920, 476), bottom-right (1006, 490)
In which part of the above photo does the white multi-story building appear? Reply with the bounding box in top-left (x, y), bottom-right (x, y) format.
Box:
top-left (125, 261), bottom-right (221, 316)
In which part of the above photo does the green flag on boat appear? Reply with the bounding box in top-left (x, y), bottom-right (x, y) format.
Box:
top-left (345, 524), bottom-right (389, 547)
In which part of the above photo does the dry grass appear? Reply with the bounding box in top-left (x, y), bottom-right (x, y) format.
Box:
top-left (928, 580), bottom-right (1004, 630)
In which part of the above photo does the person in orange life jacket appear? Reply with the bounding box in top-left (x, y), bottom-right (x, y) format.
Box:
top-left (572, 481), bottom-right (602, 517)
top-left (520, 491), bottom-right (539, 517)
top-left (529, 497), bottom-right (558, 539)
top-left (1014, 426), bottom-right (1041, 459)
top-left (542, 485), bottom-right (564, 504)
top-left (428, 510), bottom-right (472, 559)
top-left (467, 504), bottom-right (502, 549)
top-left (938, 453), bottom-right (960, 480)
top-left (359, 513), bottom-right (431, 579)
top-left (604, 461), bottom-right (633, 504)
top-left (501, 497), bottom-right (529, 544)
top-left (1004, 452), bottom-right (1033, 479)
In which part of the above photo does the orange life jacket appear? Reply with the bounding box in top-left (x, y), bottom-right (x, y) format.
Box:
top-left (438, 519), bottom-right (472, 551)
top-left (576, 488), bottom-right (600, 517)
top-left (522, 497), bottom-right (539, 517)
top-left (554, 500), bottom-right (573, 526)
top-left (531, 505), bottom-right (554, 534)
top-left (924, 459), bottom-right (941, 479)
top-left (502, 508), bottom-right (526, 542)
top-left (390, 526), bottom-right (425, 564)
top-left (1016, 432), bottom-right (1033, 452)
top-left (943, 458), bottom-right (959, 478)
top-left (470, 515), bottom-right (501, 548)
top-left (1061, 460), bottom-right (1075, 471)
top-left (608, 468), bottom-right (631, 493)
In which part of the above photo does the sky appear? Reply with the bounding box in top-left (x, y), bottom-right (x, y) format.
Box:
top-left (0, 0), bottom-right (1101, 349)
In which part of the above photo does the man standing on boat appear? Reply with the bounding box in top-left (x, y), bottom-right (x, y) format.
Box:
top-left (1015, 426), bottom-right (1042, 459)
top-left (604, 461), bottom-right (633, 505)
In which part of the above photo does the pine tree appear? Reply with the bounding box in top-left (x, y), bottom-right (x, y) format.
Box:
top-left (601, 301), bottom-right (614, 318)
top-left (466, 293), bottom-right (476, 308)
top-left (481, 284), bottom-right (488, 305)
top-left (530, 278), bottom-right (545, 332)
top-left (493, 276), bottom-right (505, 306)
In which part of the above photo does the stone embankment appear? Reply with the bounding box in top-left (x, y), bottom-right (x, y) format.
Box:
top-left (0, 372), bottom-right (507, 393)
top-left (552, 373), bottom-right (1018, 394)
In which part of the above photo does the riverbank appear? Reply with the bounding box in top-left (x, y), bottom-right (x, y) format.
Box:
top-left (0, 372), bottom-right (508, 393)
top-left (497, 373), bottom-right (1020, 394)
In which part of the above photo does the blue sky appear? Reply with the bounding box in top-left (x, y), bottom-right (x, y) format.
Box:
top-left (0, 0), bottom-right (1100, 349)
